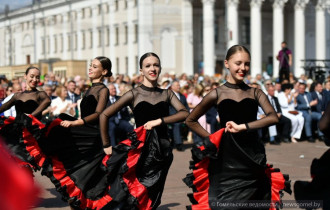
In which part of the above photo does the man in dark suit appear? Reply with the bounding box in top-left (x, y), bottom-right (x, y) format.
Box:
top-left (323, 80), bottom-right (330, 109)
top-left (267, 85), bottom-right (291, 143)
top-left (296, 83), bottom-right (323, 142)
top-left (169, 81), bottom-right (189, 151)
top-left (66, 80), bottom-right (80, 103)
top-left (107, 83), bottom-right (133, 146)
top-left (311, 82), bottom-right (326, 113)
top-left (66, 80), bottom-right (80, 117)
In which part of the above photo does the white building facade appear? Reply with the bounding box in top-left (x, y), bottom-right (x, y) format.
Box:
top-left (0, 0), bottom-right (329, 78)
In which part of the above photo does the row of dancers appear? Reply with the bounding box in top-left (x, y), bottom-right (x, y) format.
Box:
top-left (0, 45), bottom-right (328, 209)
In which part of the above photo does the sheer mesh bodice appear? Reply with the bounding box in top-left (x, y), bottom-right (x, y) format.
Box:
top-left (0, 90), bottom-right (51, 119)
top-left (186, 82), bottom-right (278, 137)
top-left (80, 83), bottom-right (109, 126)
top-left (100, 84), bottom-right (189, 147)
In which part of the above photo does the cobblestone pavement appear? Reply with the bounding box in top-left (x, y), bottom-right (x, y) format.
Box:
top-left (33, 140), bottom-right (329, 210)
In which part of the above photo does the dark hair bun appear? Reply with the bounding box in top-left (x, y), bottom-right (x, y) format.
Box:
top-left (95, 56), bottom-right (112, 77)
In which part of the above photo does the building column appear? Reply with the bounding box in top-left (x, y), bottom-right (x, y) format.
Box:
top-left (127, 0), bottom-right (136, 76)
top-left (182, 0), bottom-right (194, 76)
top-left (272, 0), bottom-right (287, 79)
top-left (202, 0), bottom-right (215, 76)
top-left (250, 0), bottom-right (263, 77)
top-left (294, 0), bottom-right (308, 77)
top-left (315, 0), bottom-right (326, 60)
top-left (226, 0), bottom-right (239, 49)
top-left (138, 0), bottom-right (153, 56)
top-left (109, 1), bottom-right (116, 74)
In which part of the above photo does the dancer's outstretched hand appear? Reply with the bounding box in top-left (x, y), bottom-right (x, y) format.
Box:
top-left (225, 121), bottom-right (245, 133)
top-left (104, 146), bottom-right (112, 155)
top-left (144, 119), bottom-right (161, 130)
top-left (60, 120), bottom-right (75, 127)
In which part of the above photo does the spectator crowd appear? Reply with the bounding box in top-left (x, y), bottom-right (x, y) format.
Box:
top-left (0, 69), bottom-right (329, 149)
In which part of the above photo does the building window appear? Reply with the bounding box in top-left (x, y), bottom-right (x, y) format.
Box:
top-left (54, 35), bottom-right (57, 53)
top-left (74, 33), bottom-right (78, 50)
top-left (214, 15), bottom-right (219, 44)
top-left (125, 56), bottom-right (128, 75)
top-left (47, 36), bottom-right (50, 54)
top-left (106, 27), bottom-right (110, 46)
top-left (81, 8), bottom-right (85, 19)
top-left (116, 57), bottom-right (119, 73)
top-left (67, 12), bottom-right (71, 22)
top-left (136, 56), bottom-right (139, 71)
top-left (124, 0), bottom-right (128, 9)
top-left (98, 28), bottom-right (102, 47)
top-left (115, 0), bottom-right (119, 11)
top-left (41, 37), bottom-right (45, 54)
top-left (134, 24), bottom-right (138, 43)
top-left (60, 34), bottom-right (63, 52)
top-left (242, 17), bottom-right (250, 45)
top-left (98, 4), bottom-right (102, 15)
top-left (124, 25), bottom-right (128, 44)
top-left (82, 31), bottom-right (85, 49)
top-left (90, 30), bottom-right (93, 48)
top-left (67, 34), bottom-right (71, 51)
top-left (115, 26), bottom-right (119, 45)
top-left (105, 4), bottom-right (109, 13)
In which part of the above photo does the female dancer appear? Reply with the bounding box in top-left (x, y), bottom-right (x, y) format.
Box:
top-left (99, 52), bottom-right (189, 209)
top-left (0, 66), bottom-right (50, 171)
top-left (38, 56), bottom-right (112, 209)
top-left (184, 45), bottom-right (291, 209)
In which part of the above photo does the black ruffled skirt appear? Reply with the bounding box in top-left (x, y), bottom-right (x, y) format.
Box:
top-left (1, 114), bottom-right (173, 210)
top-left (294, 149), bottom-right (330, 210)
top-left (183, 128), bottom-right (291, 210)
top-left (0, 114), bottom-right (46, 171)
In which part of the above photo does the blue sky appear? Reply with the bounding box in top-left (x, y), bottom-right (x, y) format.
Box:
top-left (0, 0), bottom-right (32, 13)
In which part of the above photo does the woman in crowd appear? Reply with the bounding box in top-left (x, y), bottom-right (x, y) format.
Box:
top-left (187, 84), bottom-right (209, 145)
top-left (99, 52), bottom-right (189, 209)
top-left (184, 45), bottom-right (291, 209)
top-left (277, 83), bottom-right (304, 143)
top-left (50, 85), bottom-right (76, 117)
top-left (0, 66), bottom-right (51, 172)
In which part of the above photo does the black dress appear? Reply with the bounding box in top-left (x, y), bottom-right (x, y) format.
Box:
top-left (294, 103), bottom-right (330, 210)
top-left (37, 83), bottom-right (112, 209)
top-left (184, 82), bottom-right (291, 210)
top-left (0, 90), bottom-right (50, 171)
top-left (99, 84), bottom-right (189, 210)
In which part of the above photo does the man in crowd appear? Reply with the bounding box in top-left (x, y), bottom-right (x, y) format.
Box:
top-left (267, 85), bottom-right (291, 144)
top-left (276, 41), bottom-right (292, 82)
top-left (296, 83), bottom-right (324, 142)
top-left (2, 83), bottom-right (22, 117)
top-left (107, 83), bottom-right (133, 146)
top-left (169, 81), bottom-right (189, 151)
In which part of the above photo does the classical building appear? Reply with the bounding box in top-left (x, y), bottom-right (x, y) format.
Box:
top-left (0, 0), bottom-right (329, 79)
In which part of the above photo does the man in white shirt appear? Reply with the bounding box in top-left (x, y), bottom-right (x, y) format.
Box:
top-left (2, 83), bottom-right (22, 117)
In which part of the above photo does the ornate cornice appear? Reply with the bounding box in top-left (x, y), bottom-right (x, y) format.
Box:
top-left (227, 0), bottom-right (240, 7)
top-left (273, 0), bottom-right (288, 9)
top-left (294, 0), bottom-right (309, 10)
top-left (315, 0), bottom-right (327, 11)
top-left (202, 0), bottom-right (216, 5)
top-left (250, 0), bottom-right (264, 8)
